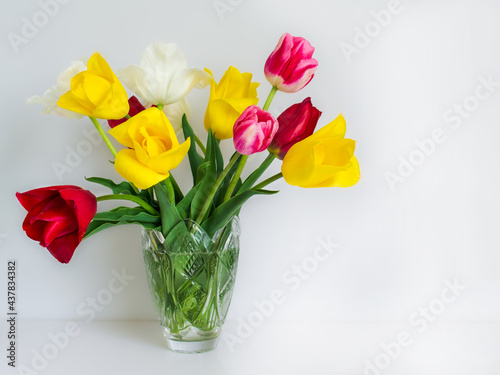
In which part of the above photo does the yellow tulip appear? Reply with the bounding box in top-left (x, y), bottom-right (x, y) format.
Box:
top-left (204, 66), bottom-right (259, 140)
top-left (281, 114), bottom-right (360, 188)
top-left (58, 52), bottom-right (129, 120)
top-left (109, 107), bottom-right (190, 189)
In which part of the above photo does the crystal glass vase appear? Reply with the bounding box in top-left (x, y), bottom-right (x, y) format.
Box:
top-left (142, 216), bottom-right (240, 353)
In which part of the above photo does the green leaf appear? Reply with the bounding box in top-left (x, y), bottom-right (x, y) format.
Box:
top-left (190, 162), bottom-right (216, 222)
top-left (155, 183), bottom-right (184, 237)
top-left (214, 138), bottom-right (224, 176)
top-left (204, 129), bottom-right (216, 166)
top-left (84, 206), bottom-right (161, 238)
top-left (216, 152), bottom-right (242, 206)
top-left (176, 184), bottom-right (200, 220)
top-left (86, 176), bottom-right (152, 205)
top-left (237, 153), bottom-right (275, 195)
top-left (165, 220), bottom-right (192, 249)
top-left (202, 129), bottom-right (225, 212)
top-left (182, 115), bottom-right (204, 185)
top-left (86, 177), bottom-right (136, 195)
top-left (169, 174), bottom-right (184, 203)
top-left (202, 189), bottom-right (278, 237)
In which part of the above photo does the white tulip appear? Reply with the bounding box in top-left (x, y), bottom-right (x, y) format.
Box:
top-left (27, 58), bottom-right (87, 119)
top-left (118, 42), bottom-right (210, 106)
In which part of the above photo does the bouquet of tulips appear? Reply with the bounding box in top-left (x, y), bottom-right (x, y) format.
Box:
top-left (17, 33), bottom-right (360, 264)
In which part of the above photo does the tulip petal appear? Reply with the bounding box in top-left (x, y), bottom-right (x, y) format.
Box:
top-left (22, 214), bottom-right (46, 243)
top-left (114, 149), bottom-right (170, 189)
top-left (234, 124), bottom-right (265, 155)
top-left (87, 52), bottom-right (115, 79)
top-left (110, 107), bottom-right (176, 148)
top-left (83, 75), bottom-right (112, 106)
top-left (119, 42), bottom-right (209, 106)
top-left (27, 87), bottom-right (86, 119)
top-left (16, 186), bottom-right (78, 211)
top-left (46, 232), bottom-right (80, 264)
top-left (16, 191), bottom-right (53, 212)
top-left (319, 156), bottom-right (361, 188)
top-left (311, 114), bottom-right (346, 140)
top-left (43, 219), bottom-right (78, 246)
top-left (204, 66), bottom-right (260, 140)
top-left (108, 116), bottom-right (135, 148)
top-left (118, 65), bottom-right (152, 103)
top-left (134, 138), bottom-right (191, 174)
top-left (281, 139), bottom-right (316, 186)
top-left (59, 188), bottom-right (98, 241)
top-left (163, 97), bottom-right (191, 133)
top-left (224, 97), bottom-right (260, 114)
top-left (56, 58), bottom-right (87, 93)
top-left (108, 96), bottom-right (146, 128)
top-left (205, 97), bottom-right (259, 140)
top-left (57, 90), bottom-right (94, 117)
top-left (248, 82), bottom-right (259, 98)
top-left (204, 99), bottom-right (241, 140)
top-left (32, 196), bottom-right (75, 222)
top-left (141, 42), bottom-right (187, 81)
top-left (27, 58), bottom-right (87, 119)
top-left (281, 114), bottom-right (359, 188)
top-left (165, 68), bottom-right (211, 105)
top-left (314, 139), bottom-right (355, 167)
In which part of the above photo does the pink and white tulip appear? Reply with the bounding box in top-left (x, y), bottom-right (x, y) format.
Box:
top-left (264, 33), bottom-right (318, 93)
top-left (233, 106), bottom-right (278, 155)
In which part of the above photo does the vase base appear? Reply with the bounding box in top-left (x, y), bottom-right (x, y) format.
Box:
top-left (165, 336), bottom-right (219, 354)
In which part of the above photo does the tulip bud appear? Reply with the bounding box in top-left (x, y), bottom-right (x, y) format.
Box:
top-left (264, 33), bottom-right (318, 93)
top-left (233, 106), bottom-right (278, 155)
top-left (268, 97), bottom-right (321, 160)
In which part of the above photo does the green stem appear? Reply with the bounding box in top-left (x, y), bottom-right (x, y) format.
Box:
top-left (262, 86), bottom-right (278, 111)
top-left (194, 133), bottom-right (207, 155)
top-left (157, 104), bottom-right (164, 111)
top-left (163, 177), bottom-right (176, 204)
top-left (223, 154), bottom-right (248, 202)
top-left (237, 152), bottom-right (276, 195)
top-left (125, 114), bottom-right (131, 119)
top-left (89, 117), bottom-right (117, 157)
top-left (96, 194), bottom-right (158, 215)
top-left (252, 172), bottom-right (283, 191)
top-left (130, 183), bottom-right (140, 194)
top-left (195, 153), bottom-right (241, 223)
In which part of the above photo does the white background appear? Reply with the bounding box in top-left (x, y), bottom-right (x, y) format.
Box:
top-left (1, 0), bottom-right (500, 374)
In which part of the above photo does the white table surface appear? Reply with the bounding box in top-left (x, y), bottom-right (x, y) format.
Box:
top-left (4, 320), bottom-right (500, 375)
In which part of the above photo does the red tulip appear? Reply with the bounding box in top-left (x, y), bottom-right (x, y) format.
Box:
top-left (268, 97), bottom-right (321, 160)
top-left (233, 105), bottom-right (278, 155)
top-left (16, 186), bottom-right (97, 264)
top-left (264, 33), bottom-right (318, 93)
top-left (108, 96), bottom-right (146, 128)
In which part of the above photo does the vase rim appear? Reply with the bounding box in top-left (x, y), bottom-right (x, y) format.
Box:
top-left (141, 215), bottom-right (240, 255)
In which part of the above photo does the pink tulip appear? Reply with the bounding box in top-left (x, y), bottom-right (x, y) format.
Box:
top-left (264, 33), bottom-right (318, 93)
top-left (233, 106), bottom-right (278, 155)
